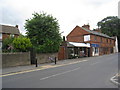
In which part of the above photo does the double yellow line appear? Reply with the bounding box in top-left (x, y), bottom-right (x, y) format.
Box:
top-left (0, 60), bottom-right (87, 77)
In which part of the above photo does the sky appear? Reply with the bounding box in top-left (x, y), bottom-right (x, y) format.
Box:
top-left (0, 0), bottom-right (119, 36)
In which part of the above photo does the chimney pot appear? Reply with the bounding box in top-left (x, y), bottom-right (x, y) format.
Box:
top-left (94, 28), bottom-right (101, 33)
top-left (63, 36), bottom-right (65, 41)
top-left (15, 25), bottom-right (18, 28)
top-left (82, 24), bottom-right (90, 30)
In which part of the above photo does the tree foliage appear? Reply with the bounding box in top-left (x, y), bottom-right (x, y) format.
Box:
top-left (24, 12), bottom-right (62, 53)
top-left (2, 37), bottom-right (14, 52)
top-left (97, 16), bottom-right (120, 37)
top-left (97, 16), bottom-right (120, 51)
top-left (13, 36), bottom-right (32, 52)
top-left (2, 36), bottom-right (32, 52)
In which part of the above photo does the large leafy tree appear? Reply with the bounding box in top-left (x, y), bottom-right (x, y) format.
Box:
top-left (25, 12), bottom-right (62, 53)
top-left (97, 16), bottom-right (120, 52)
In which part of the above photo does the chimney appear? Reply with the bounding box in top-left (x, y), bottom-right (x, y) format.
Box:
top-left (94, 28), bottom-right (101, 33)
top-left (63, 36), bottom-right (65, 41)
top-left (82, 24), bottom-right (90, 30)
top-left (15, 25), bottom-right (18, 28)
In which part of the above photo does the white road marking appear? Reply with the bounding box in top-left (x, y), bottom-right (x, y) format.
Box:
top-left (1, 60), bottom-right (87, 77)
top-left (110, 75), bottom-right (120, 85)
top-left (40, 67), bottom-right (81, 80)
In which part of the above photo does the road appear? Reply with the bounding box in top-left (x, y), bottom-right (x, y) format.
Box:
top-left (2, 53), bottom-right (118, 88)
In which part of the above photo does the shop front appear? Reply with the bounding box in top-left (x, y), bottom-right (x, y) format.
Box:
top-left (91, 44), bottom-right (99, 56)
top-left (67, 42), bottom-right (90, 59)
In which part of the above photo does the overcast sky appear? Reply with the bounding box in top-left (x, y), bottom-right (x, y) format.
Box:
top-left (0, 0), bottom-right (119, 36)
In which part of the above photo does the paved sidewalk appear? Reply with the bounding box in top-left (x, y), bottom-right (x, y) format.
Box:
top-left (1, 57), bottom-right (88, 75)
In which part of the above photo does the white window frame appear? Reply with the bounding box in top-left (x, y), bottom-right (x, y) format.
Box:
top-left (84, 35), bottom-right (90, 42)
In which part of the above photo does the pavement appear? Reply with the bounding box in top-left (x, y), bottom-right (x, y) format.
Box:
top-left (2, 53), bottom-right (118, 88)
top-left (1, 56), bottom-right (89, 76)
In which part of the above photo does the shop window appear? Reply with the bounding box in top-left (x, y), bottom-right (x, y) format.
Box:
top-left (95, 47), bottom-right (99, 54)
top-left (0, 33), bottom-right (2, 39)
top-left (100, 48), bottom-right (103, 52)
top-left (0, 42), bottom-right (2, 50)
top-left (110, 48), bottom-right (113, 53)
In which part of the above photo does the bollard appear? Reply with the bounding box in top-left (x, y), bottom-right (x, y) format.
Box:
top-left (55, 57), bottom-right (56, 64)
top-left (35, 57), bottom-right (38, 67)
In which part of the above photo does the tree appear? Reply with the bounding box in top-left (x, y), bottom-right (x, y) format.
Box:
top-left (12, 36), bottom-right (32, 52)
top-left (24, 12), bottom-right (62, 53)
top-left (2, 37), bottom-right (14, 52)
top-left (97, 16), bottom-right (120, 52)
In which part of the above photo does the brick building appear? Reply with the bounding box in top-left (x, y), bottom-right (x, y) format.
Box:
top-left (0, 25), bottom-right (20, 49)
top-left (58, 24), bottom-right (116, 60)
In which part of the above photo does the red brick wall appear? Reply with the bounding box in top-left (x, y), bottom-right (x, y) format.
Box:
top-left (2, 33), bottom-right (19, 40)
top-left (90, 34), bottom-right (115, 47)
top-left (2, 33), bottom-right (10, 40)
top-left (67, 36), bottom-right (84, 43)
top-left (58, 46), bottom-right (65, 60)
top-left (67, 26), bottom-right (90, 42)
top-left (66, 26), bottom-right (115, 56)
top-left (90, 34), bottom-right (115, 55)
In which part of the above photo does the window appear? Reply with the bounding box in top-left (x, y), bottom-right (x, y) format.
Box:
top-left (111, 40), bottom-right (113, 44)
top-left (110, 40), bottom-right (112, 44)
top-left (107, 39), bottom-right (109, 43)
top-left (100, 37), bottom-right (102, 42)
top-left (110, 48), bottom-right (113, 53)
top-left (0, 33), bottom-right (2, 39)
top-left (94, 36), bottom-right (97, 41)
top-left (10, 34), bottom-right (14, 37)
top-left (95, 47), bottom-right (99, 54)
top-left (84, 35), bottom-right (90, 41)
top-left (0, 42), bottom-right (2, 50)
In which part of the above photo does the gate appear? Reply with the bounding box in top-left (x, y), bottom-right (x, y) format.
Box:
top-left (30, 47), bottom-right (36, 64)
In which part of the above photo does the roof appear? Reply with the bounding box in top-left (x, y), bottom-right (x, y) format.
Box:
top-left (67, 42), bottom-right (90, 47)
top-left (0, 25), bottom-right (20, 35)
top-left (81, 27), bottom-right (114, 39)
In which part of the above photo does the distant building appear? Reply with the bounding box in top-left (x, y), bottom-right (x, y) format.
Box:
top-left (0, 25), bottom-right (20, 49)
top-left (58, 24), bottom-right (116, 60)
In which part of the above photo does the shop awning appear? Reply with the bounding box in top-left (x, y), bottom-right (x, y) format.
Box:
top-left (67, 42), bottom-right (90, 47)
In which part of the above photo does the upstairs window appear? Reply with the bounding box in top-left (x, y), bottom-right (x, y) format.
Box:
top-left (10, 34), bottom-right (14, 37)
top-left (107, 39), bottom-right (109, 43)
top-left (100, 37), bottom-right (102, 42)
top-left (84, 35), bottom-right (90, 42)
top-left (110, 40), bottom-right (112, 44)
top-left (94, 36), bottom-right (97, 41)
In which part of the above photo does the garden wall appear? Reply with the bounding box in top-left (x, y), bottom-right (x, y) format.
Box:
top-left (2, 52), bottom-right (58, 68)
top-left (2, 52), bottom-right (30, 68)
